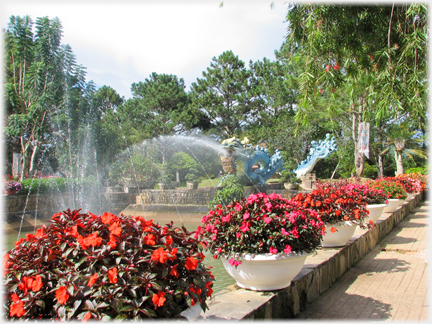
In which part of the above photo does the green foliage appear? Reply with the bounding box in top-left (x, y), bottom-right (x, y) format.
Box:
top-left (185, 174), bottom-right (199, 182)
top-left (278, 169), bottom-right (300, 184)
top-left (167, 152), bottom-right (200, 183)
top-left (208, 175), bottom-right (244, 208)
top-left (19, 177), bottom-right (98, 195)
top-left (189, 51), bottom-right (257, 137)
top-left (406, 166), bottom-right (428, 175)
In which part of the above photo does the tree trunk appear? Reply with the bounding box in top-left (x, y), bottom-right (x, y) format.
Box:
top-left (19, 137), bottom-right (30, 181)
top-left (394, 149), bottom-right (404, 175)
top-left (394, 139), bottom-right (405, 176)
top-left (352, 98), bottom-right (365, 177)
top-left (29, 144), bottom-right (39, 176)
top-left (377, 154), bottom-right (384, 177)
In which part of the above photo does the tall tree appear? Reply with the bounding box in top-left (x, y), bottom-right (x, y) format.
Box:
top-left (4, 16), bottom-right (65, 179)
top-left (128, 72), bottom-right (204, 139)
top-left (189, 50), bottom-right (257, 137)
top-left (284, 4), bottom-right (428, 176)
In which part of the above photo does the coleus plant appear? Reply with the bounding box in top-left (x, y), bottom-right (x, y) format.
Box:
top-left (4, 209), bottom-right (214, 320)
top-left (292, 180), bottom-right (372, 230)
top-left (197, 192), bottom-right (325, 266)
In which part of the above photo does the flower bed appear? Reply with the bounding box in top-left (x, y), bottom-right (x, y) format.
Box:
top-left (4, 209), bottom-right (214, 320)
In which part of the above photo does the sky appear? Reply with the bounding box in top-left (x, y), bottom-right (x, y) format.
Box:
top-left (1, 0), bottom-right (291, 100)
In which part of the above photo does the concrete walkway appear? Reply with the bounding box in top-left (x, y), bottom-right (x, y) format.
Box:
top-left (297, 201), bottom-right (429, 321)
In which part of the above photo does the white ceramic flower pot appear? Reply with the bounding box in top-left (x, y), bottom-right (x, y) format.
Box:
top-left (366, 204), bottom-right (387, 223)
top-left (321, 222), bottom-right (356, 247)
top-left (221, 252), bottom-right (308, 291)
top-left (383, 199), bottom-right (403, 213)
top-left (180, 304), bottom-right (201, 322)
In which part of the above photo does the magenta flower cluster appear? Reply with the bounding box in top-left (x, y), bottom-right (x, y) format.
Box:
top-left (197, 192), bottom-right (325, 265)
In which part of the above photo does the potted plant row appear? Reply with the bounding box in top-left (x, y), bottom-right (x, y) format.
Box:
top-left (4, 209), bottom-right (214, 320)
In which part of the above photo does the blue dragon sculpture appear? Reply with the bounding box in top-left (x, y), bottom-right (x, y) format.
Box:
top-left (294, 133), bottom-right (337, 177)
top-left (219, 137), bottom-right (284, 186)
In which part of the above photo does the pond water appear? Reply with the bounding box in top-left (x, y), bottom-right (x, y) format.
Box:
top-left (3, 219), bottom-right (235, 294)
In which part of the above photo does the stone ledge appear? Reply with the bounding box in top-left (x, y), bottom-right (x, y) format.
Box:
top-left (199, 192), bottom-right (424, 320)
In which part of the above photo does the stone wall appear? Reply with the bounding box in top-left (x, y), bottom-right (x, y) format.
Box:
top-left (4, 189), bottom-right (136, 222)
top-left (136, 188), bottom-right (220, 205)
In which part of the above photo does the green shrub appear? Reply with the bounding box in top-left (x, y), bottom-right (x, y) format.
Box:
top-left (19, 177), bottom-right (98, 195)
top-left (209, 175), bottom-right (244, 208)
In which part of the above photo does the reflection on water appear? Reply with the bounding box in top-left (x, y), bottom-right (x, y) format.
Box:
top-left (3, 219), bottom-right (234, 294)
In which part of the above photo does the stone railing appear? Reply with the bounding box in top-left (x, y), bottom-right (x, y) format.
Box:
top-left (136, 188), bottom-right (220, 206)
top-left (199, 192), bottom-right (425, 320)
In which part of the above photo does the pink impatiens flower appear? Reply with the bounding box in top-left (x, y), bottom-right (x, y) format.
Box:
top-left (243, 212), bottom-right (250, 220)
top-left (284, 245), bottom-right (292, 254)
top-left (228, 258), bottom-right (242, 267)
top-left (264, 217), bottom-right (272, 224)
top-left (269, 246), bottom-right (278, 254)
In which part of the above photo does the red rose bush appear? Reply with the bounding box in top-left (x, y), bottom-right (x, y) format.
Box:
top-left (4, 209), bottom-right (214, 320)
top-left (197, 192), bottom-right (325, 266)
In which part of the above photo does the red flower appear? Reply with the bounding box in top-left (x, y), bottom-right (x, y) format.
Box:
top-left (87, 273), bottom-right (98, 287)
top-left (151, 248), bottom-right (168, 264)
top-left (101, 212), bottom-right (116, 224)
top-left (170, 265), bottom-right (180, 278)
top-left (18, 275), bottom-right (41, 293)
top-left (32, 275), bottom-right (43, 292)
top-left (333, 62), bottom-right (340, 71)
top-left (77, 235), bottom-right (89, 249)
top-left (152, 291), bottom-right (166, 308)
top-left (165, 235), bottom-right (173, 246)
top-left (10, 294), bottom-right (25, 317)
top-left (15, 238), bottom-right (23, 247)
top-left (83, 312), bottom-right (92, 322)
top-left (320, 88), bottom-right (324, 94)
top-left (185, 257), bottom-right (198, 270)
top-left (107, 234), bottom-right (118, 249)
top-left (325, 64), bottom-right (331, 72)
top-left (83, 232), bottom-right (103, 248)
top-left (108, 267), bottom-right (118, 284)
top-left (143, 234), bottom-right (156, 246)
top-left (35, 226), bottom-right (46, 238)
top-left (330, 227), bottom-right (337, 233)
top-left (109, 222), bottom-right (122, 236)
top-left (168, 248), bottom-right (177, 260)
top-left (55, 286), bottom-right (69, 305)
